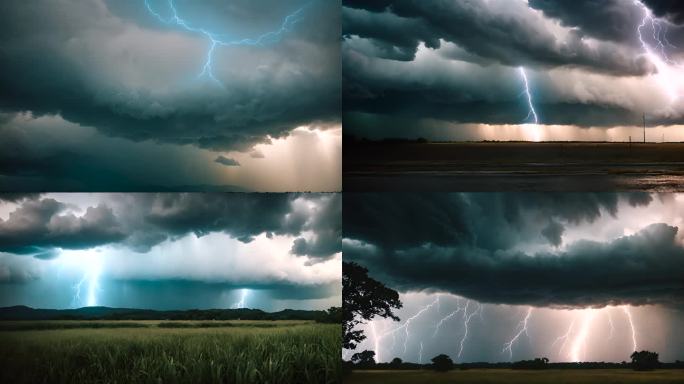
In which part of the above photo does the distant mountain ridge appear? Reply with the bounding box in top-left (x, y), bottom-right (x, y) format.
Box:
top-left (0, 305), bottom-right (338, 322)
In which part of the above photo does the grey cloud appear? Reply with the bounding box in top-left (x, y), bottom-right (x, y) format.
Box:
top-left (0, 199), bottom-right (126, 255)
top-left (541, 220), bottom-right (564, 247)
top-left (343, 0), bottom-right (650, 75)
top-left (343, 193), bottom-right (625, 252)
top-left (345, 222), bottom-right (684, 308)
top-left (0, 193), bottom-right (341, 261)
top-left (0, 0), bottom-right (340, 152)
top-left (214, 156), bottom-right (240, 167)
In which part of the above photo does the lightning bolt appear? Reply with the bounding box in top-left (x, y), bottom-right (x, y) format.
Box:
top-left (432, 298), bottom-right (465, 337)
top-left (372, 296), bottom-right (440, 362)
top-left (570, 309), bottom-right (596, 362)
top-left (143, 0), bottom-right (312, 85)
top-left (458, 301), bottom-right (482, 358)
top-left (634, 0), bottom-right (682, 102)
top-left (502, 307), bottom-right (533, 360)
top-left (519, 67), bottom-right (539, 124)
top-left (70, 256), bottom-right (102, 308)
top-left (419, 341), bottom-right (424, 364)
top-left (607, 309), bottom-right (615, 340)
top-left (551, 318), bottom-right (575, 359)
top-left (231, 288), bottom-right (249, 309)
top-left (623, 306), bottom-right (638, 352)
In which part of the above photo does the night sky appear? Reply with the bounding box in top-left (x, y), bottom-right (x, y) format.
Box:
top-left (0, 193), bottom-right (341, 311)
top-left (0, 0), bottom-right (341, 191)
top-left (343, 0), bottom-right (684, 141)
top-left (343, 193), bottom-right (684, 363)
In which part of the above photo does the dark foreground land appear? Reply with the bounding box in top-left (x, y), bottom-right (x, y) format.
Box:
top-left (348, 369), bottom-right (684, 384)
top-left (344, 141), bottom-right (684, 191)
top-left (0, 320), bottom-right (340, 384)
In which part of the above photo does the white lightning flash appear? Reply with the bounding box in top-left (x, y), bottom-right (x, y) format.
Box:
top-left (64, 253), bottom-right (102, 308)
top-left (634, 0), bottom-right (683, 102)
top-left (623, 306), bottom-right (638, 352)
top-left (519, 67), bottom-right (539, 124)
top-left (502, 307), bottom-right (533, 360)
top-left (458, 301), bottom-right (483, 358)
top-left (231, 288), bottom-right (249, 309)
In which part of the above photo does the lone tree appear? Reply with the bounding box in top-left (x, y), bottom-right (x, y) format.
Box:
top-left (390, 357), bottom-right (403, 368)
top-left (351, 350), bottom-right (376, 367)
top-left (631, 350), bottom-right (659, 371)
top-left (343, 261), bottom-right (402, 350)
top-left (431, 354), bottom-right (454, 372)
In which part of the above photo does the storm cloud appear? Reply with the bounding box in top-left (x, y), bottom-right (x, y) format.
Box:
top-left (343, 0), bottom-right (684, 137)
top-left (0, 193), bottom-right (341, 261)
top-left (343, 193), bottom-right (684, 308)
top-left (0, 0), bottom-right (341, 191)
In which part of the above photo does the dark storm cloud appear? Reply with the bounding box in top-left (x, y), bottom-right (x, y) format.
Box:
top-left (342, 0), bottom-right (684, 130)
top-left (214, 156), bottom-right (240, 167)
top-left (0, 193), bottom-right (341, 260)
top-left (343, 193), bottom-right (684, 308)
top-left (528, 0), bottom-right (645, 44)
top-left (343, 193), bottom-right (624, 252)
top-left (0, 0), bottom-right (340, 152)
top-left (642, 0), bottom-right (684, 24)
top-left (342, 0), bottom-right (650, 74)
top-left (0, 194), bottom-right (40, 203)
top-left (0, 199), bottom-right (126, 255)
top-left (346, 223), bottom-right (684, 308)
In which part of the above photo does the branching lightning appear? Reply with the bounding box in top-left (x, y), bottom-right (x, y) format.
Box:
top-left (633, 0), bottom-right (682, 102)
top-left (143, 0), bottom-right (312, 85)
top-left (458, 301), bottom-right (483, 358)
top-left (502, 307), bottom-right (533, 360)
top-left (353, 296), bottom-right (642, 364)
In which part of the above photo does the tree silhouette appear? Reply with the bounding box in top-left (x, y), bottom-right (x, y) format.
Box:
top-left (390, 357), bottom-right (403, 367)
top-left (631, 350), bottom-right (659, 371)
top-left (343, 261), bottom-right (402, 350)
top-left (431, 354), bottom-right (454, 372)
top-left (351, 350), bottom-right (376, 367)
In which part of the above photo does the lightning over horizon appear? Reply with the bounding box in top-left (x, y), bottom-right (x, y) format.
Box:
top-left (518, 67), bottom-right (539, 125)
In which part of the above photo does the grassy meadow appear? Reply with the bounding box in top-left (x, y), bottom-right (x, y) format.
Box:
top-left (347, 369), bottom-right (684, 384)
top-left (0, 320), bottom-right (340, 384)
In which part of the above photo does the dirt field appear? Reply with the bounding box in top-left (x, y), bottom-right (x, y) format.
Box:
top-left (347, 369), bottom-right (684, 384)
top-left (344, 142), bottom-right (684, 191)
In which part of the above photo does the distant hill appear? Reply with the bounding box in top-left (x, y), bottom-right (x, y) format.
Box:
top-left (0, 305), bottom-right (340, 322)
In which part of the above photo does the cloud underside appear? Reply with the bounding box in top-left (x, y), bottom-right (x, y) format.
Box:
top-left (0, 0), bottom-right (340, 151)
top-left (342, 0), bottom-right (684, 130)
top-left (343, 193), bottom-right (684, 308)
top-left (0, 193), bottom-right (341, 261)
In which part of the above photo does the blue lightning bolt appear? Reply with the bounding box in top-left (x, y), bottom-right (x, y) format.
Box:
top-left (519, 67), bottom-right (539, 124)
top-left (69, 256), bottom-right (102, 308)
top-left (231, 288), bottom-right (249, 309)
top-left (143, 0), bottom-right (312, 85)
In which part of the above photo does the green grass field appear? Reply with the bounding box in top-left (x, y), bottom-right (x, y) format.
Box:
top-left (347, 369), bottom-right (684, 384)
top-left (0, 320), bottom-right (340, 384)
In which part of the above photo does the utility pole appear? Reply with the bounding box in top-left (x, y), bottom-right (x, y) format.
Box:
top-left (643, 113), bottom-right (646, 143)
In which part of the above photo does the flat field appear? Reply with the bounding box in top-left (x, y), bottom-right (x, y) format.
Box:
top-left (0, 320), bottom-right (340, 384)
top-left (344, 142), bottom-right (684, 191)
top-left (347, 369), bottom-right (684, 384)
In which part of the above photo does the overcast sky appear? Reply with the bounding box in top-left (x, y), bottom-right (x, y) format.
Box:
top-left (343, 0), bottom-right (684, 141)
top-left (0, 193), bottom-right (341, 311)
top-left (344, 193), bottom-right (684, 363)
top-left (0, 0), bottom-right (341, 191)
